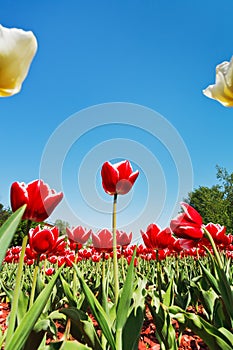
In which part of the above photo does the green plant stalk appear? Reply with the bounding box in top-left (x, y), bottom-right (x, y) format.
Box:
top-left (121, 254), bottom-right (126, 281)
top-left (29, 261), bottom-right (39, 308)
top-left (5, 233), bottom-right (28, 346)
top-left (116, 328), bottom-right (122, 350)
top-left (112, 193), bottom-right (119, 304)
top-left (156, 250), bottom-right (162, 302)
top-left (101, 256), bottom-right (107, 349)
top-left (203, 226), bottom-right (223, 269)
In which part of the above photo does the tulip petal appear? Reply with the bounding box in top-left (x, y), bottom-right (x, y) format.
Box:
top-left (0, 25), bottom-right (37, 97)
top-left (10, 182), bottom-right (29, 214)
top-left (180, 202), bottom-right (203, 225)
top-left (203, 57), bottom-right (233, 107)
top-left (115, 160), bottom-right (133, 180)
top-left (101, 161), bottom-right (119, 195)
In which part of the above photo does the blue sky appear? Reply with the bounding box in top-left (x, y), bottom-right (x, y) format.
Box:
top-left (1, 1), bottom-right (233, 243)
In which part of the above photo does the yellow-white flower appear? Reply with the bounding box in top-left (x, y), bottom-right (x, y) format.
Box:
top-left (0, 24), bottom-right (37, 97)
top-left (203, 57), bottom-right (233, 107)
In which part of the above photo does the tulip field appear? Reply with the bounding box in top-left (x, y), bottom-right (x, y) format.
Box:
top-left (1, 18), bottom-right (233, 350)
top-left (0, 172), bottom-right (232, 350)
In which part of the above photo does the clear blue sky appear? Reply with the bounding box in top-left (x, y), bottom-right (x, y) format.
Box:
top-left (1, 1), bottom-right (233, 243)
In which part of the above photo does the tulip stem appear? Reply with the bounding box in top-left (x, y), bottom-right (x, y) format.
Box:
top-left (112, 193), bottom-right (119, 305)
top-left (29, 259), bottom-right (40, 308)
top-left (203, 226), bottom-right (223, 269)
top-left (5, 233), bottom-right (28, 347)
top-left (156, 250), bottom-right (162, 302)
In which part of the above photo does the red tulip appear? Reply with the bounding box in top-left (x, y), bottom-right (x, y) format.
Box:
top-left (92, 229), bottom-right (113, 251)
top-left (141, 224), bottom-right (175, 250)
top-left (66, 226), bottom-right (92, 244)
top-left (45, 267), bottom-right (55, 276)
top-left (170, 202), bottom-right (203, 239)
top-left (204, 223), bottom-right (231, 246)
top-left (116, 230), bottom-right (132, 247)
top-left (29, 225), bottom-right (59, 256)
top-left (172, 238), bottom-right (198, 252)
top-left (10, 179), bottom-right (63, 222)
top-left (101, 160), bottom-right (139, 195)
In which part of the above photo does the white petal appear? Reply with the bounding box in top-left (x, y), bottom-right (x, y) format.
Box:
top-left (0, 24), bottom-right (37, 97)
top-left (225, 56), bottom-right (233, 88)
top-left (203, 57), bottom-right (233, 107)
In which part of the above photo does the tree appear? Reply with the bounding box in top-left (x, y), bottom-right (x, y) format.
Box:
top-left (54, 219), bottom-right (70, 235)
top-left (187, 166), bottom-right (233, 233)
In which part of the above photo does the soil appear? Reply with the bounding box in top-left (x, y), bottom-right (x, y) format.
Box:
top-left (0, 302), bottom-right (209, 349)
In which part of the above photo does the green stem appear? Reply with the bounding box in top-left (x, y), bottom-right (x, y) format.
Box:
top-left (5, 233), bottom-right (28, 346)
top-left (156, 250), bottom-right (162, 302)
top-left (116, 328), bottom-right (122, 350)
top-left (63, 318), bottom-right (71, 341)
top-left (112, 193), bottom-right (119, 304)
top-left (29, 260), bottom-right (39, 308)
top-left (203, 226), bottom-right (223, 269)
top-left (121, 254), bottom-right (126, 281)
top-left (101, 255), bottom-right (107, 349)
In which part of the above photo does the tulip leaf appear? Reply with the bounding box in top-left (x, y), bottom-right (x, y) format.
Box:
top-left (169, 305), bottom-right (233, 350)
top-left (163, 276), bottom-right (174, 307)
top-left (5, 266), bottom-right (63, 350)
top-left (199, 250), bottom-right (233, 323)
top-left (116, 249), bottom-right (136, 331)
top-left (73, 264), bottom-right (116, 350)
top-left (61, 341), bottom-right (92, 350)
top-left (122, 278), bottom-right (146, 350)
top-left (17, 289), bottom-right (29, 325)
top-left (0, 205), bottom-right (26, 267)
top-left (39, 341), bottom-right (92, 350)
top-left (60, 275), bottom-right (78, 307)
top-left (60, 307), bottom-right (102, 350)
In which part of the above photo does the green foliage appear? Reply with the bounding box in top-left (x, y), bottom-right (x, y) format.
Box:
top-left (55, 219), bottom-right (70, 235)
top-left (187, 165), bottom-right (233, 232)
top-left (0, 205), bottom-right (26, 267)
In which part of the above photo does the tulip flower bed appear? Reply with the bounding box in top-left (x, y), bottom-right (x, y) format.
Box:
top-left (0, 236), bottom-right (233, 349)
top-left (0, 166), bottom-right (232, 350)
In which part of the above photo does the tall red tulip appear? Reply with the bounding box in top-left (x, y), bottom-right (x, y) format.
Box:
top-left (170, 202), bottom-right (203, 239)
top-left (29, 225), bottom-right (59, 256)
top-left (141, 224), bottom-right (175, 250)
top-left (101, 160), bottom-right (139, 195)
top-left (10, 179), bottom-right (63, 222)
top-left (101, 159), bottom-right (139, 304)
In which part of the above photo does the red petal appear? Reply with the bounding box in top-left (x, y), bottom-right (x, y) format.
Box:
top-left (180, 202), bottom-right (203, 225)
top-left (10, 182), bottom-right (29, 214)
top-left (115, 160), bottom-right (133, 180)
top-left (101, 162), bottom-right (119, 195)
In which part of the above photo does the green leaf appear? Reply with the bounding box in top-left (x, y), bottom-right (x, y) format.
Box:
top-left (122, 306), bottom-right (144, 350)
top-left (60, 307), bottom-right (102, 350)
top-left (17, 289), bottom-right (29, 324)
top-left (0, 205), bottom-right (26, 267)
top-left (169, 305), bottom-right (233, 350)
top-left (115, 249), bottom-right (136, 331)
top-left (122, 278), bottom-right (146, 350)
top-left (61, 341), bottom-right (92, 350)
top-left (5, 266), bottom-right (63, 350)
top-left (163, 277), bottom-right (174, 307)
top-left (198, 260), bottom-right (219, 295)
top-left (60, 275), bottom-right (77, 307)
top-left (73, 264), bottom-right (116, 350)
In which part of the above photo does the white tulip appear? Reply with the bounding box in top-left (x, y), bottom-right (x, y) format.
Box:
top-left (0, 24), bottom-right (37, 97)
top-left (203, 57), bottom-right (233, 107)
